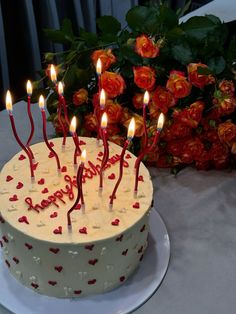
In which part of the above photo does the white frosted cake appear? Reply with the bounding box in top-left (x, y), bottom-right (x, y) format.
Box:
top-left (0, 137), bottom-right (153, 298)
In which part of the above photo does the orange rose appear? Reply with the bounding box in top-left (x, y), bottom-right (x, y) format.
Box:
top-left (219, 80), bottom-right (235, 96)
top-left (53, 115), bottom-right (69, 136)
top-left (73, 88), bottom-right (88, 106)
top-left (101, 71), bottom-right (125, 98)
top-left (187, 63), bottom-right (215, 89)
top-left (133, 66), bottom-right (156, 90)
top-left (135, 34), bottom-right (160, 58)
top-left (91, 49), bottom-right (116, 72)
top-left (166, 70), bottom-right (191, 98)
top-left (84, 113), bottom-right (97, 132)
top-left (218, 97), bottom-right (236, 116)
top-left (123, 114), bottom-right (144, 137)
top-left (106, 100), bottom-right (123, 124)
top-left (218, 121), bottom-right (236, 147)
top-left (132, 93), bottom-right (144, 109)
top-left (152, 86), bottom-right (176, 113)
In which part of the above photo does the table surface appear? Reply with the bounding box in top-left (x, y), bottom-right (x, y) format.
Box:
top-left (1, 102), bottom-right (236, 314)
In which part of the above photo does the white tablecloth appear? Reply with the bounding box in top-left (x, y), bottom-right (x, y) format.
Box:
top-left (1, 101), bottom-right (236, 314)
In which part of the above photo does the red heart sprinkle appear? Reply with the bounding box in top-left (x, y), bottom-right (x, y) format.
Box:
top-left (38, 178), bottom-right (45, 185)
top-left (88, 279), bottom-right (96, 285)
top-left (49, 142), bottom-right (54, 147)
top-left (32, 162), bottom-right (39, 170)
top-left (120, 276), bottom-right (125, 282)
top-left (18, 216), bottom-right (29, 224)
top-left (98, 152), bottom-right (103, 157)
top-left (13, 257), bottom-right (19, 264)
top-left (53, 226), bottom-right (62, 235)
top-left (16, 182), bottom-right (23, 189)
top-left (138, 175), bottom-right (144, 182)
top-left (61, 166), bottom-right (67, 172)
top-left (54, 266), bottom-right (63, 273)
top-left (49, 248), bottom-right (60, 254)
top-left (31, 283), bottom-right (39, 289)
top-left (50, 212), bottom-right (58, 218)
top-left (48, 280), bottom-right (57, 286)
top-left (74, 290), bottom-right (82, 295)
top-left (125, 154), bottom-right (132, 159)
top-left (88, 259), bottom-right (98, 266)
top-left (116, 234), bottom-right (123, 242)
top-left (122, 249), bottom-right (128, 256)
top-left (140, 225), bottom-right (146, 232)
top-left (79, 140), bottom-right (86, 145)
top-left (25, 243), bottom-right (33, 250)
top-left (133, 202), bottom-right (140, 209)
top-left (2, 236), bottom-right (8, 243)
top-left (5, 260), bottom-right (10, 268)
top-left (111, 219), bottom-right (120, 226)
top-left (42, 188), bottom-right (49, 194)
top-left (9, 194), bottom-right (18, 202)
top-left (108, 173), bottom-right (115, 180)
top-left (85, 244), bottom-right (94, 251)
top-left (18, 154), bottom-right (26, 160)
top-left (79, 227), bottom-right (87, 234)
top-left (6, 175), bottom-right (13, 182)
top-left (48, 152), bottom-right (55, 158)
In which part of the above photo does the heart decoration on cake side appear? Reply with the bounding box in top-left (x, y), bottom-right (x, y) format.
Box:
top-left (79, 227), bottom-right (87, 234)
top-left (120, 276), bottom-right (125, 282)
top-left (53, 226), bottom-right (62, 234)
top-left (108, 173), bottom-right (115, 180)
top-left (42, 188), bottom-right (49, 194)
top-left (115, 234), bottom-right (123, 242)
top-left (61, 166), bottom-right (67, 172)
top-left (16, 182), bottom-right (23, 189)
top-left (140, 224), bottom-right (146, 232)
top-left (31, 283), bottom-right (39, 289)
top-left (48, 152), bottom-right (55, 158)
top-left (18, 216), bottom-right (29, 224)
top-left (85, 244), bottom-right (94, 251)
top-left (111, 218), bottom-right (120, 226)
top-left (13, 257), bottom-right (19, 264)
top-left (49, 142), bottom-right (54, 147)
top-left (6, 175), bottom-right (13, 182)
top-left (54, 266), bottom-right (63, 273)
top-left (138, 175), bottom-right (144, 182)
top-left (49, 248), bottom-right (60, 254)
top-left (74, 290), bottom-right (82, 295)
top-left (88, 279), bottom-right (96, 285)
top-left (138, 246), bottom-right (143, 254)
top-left (88, 259), bottom-right (98, 266)
top-left (48, 280), bottom-right (57, 286)
top-left (98, 151), bottom-right (103, 157)
top-left (37, 178), bottom-right (45, 185)
top-left (25, 243), bottom-right (33, 250)
top-left (5, 260), bottom-right (10, 268)
top-left (122, 249), bottom-right (128, 256)
top-left (133, 202), bottom-right (140, 209)
top-left (2, 235), bottom-right (8, 243)
top-left (125, 153), bottom-right (132, 159)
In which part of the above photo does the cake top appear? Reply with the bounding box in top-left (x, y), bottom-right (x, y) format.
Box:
top-left (0, 137), bottom-right (153, 244)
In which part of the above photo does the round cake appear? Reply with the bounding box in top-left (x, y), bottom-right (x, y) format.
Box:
top-left (0, 137), bottom-right (153, 297)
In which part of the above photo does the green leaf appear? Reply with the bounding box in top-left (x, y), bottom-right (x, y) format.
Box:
top-left (44, 29), bottom-right (70, 44)
top-left (80, 28), bottom-right (98, 46)
top-left (97, 16), bottom-right (121, 35)
top-left (182, 16), bottom-right (217, 41)
top-left (99, 33), bottom-right (117, 44)
top-left (120, 45), bottom-right (143, 65)
top-left (61, 19), bottom-right (74, 40)
top-left (126, 6), bottom-right (158, 33)
top-left (171, 41), bottom-right (194, 64)
top-left (197, 67), bottom-right (214, 75)
top-left (207, 56), bottom-right (226, 74)
top-left (176, 0), bottom-right (191, 18)
top-left (227, 36), bottom-right (236, 63)
top-left (158, 5), bottom-right (179, 30)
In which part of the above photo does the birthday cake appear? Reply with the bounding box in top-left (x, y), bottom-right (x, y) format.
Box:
top-left (0, 137), bottom-right (153, 298)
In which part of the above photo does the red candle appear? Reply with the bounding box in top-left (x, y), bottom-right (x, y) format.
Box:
top-left (109, 118), bottom-right (135, 208)
top-left (134, 113), bottom-right (165, 193)
top-left (142, 91), bottom-right (149, 149)
top-left (39, 95), bottom-right (61, 173)
top-left (6, 91), bottom-right (35, 181)
top-left (58, 82), bottom-right (70, 126)
top-left (99, 112), bottom-right (109, 189)
top-left (70, 116), bottom-right (81, 166)
top-left (67, 149), bottom-right (86, 227)
top-left (25, 80), bottom-right (35, 161)
top-left (95, 59), bottom-right (103, 143)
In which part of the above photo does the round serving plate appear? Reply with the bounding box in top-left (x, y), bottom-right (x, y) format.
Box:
top-left (0, 209), bottom-right (170, 314)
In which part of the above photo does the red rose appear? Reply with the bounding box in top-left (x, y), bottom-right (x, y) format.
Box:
top-left (156, 154), bottom-right (180, 168)
top-left (91, 49), bottom-right (116, 72)
top-left (218, 97), bottom-right (236, 116)
top-left (195, 150), bottom-right (211, 170)
top-left (133, 66), bottom-right (156, 90)
top-left (181, 137), bottom-right (205, 164)
top-left (101, 71), bottom-right (125, 98)
top-left (166, 71), bottom-right (192, 98)
top-left (152, 86), bottom-right (176, 113)
top-left (210, 141), bottom-right (229, 169)
top-left (123, 114), bottom-right (144, 137)
top-left (200, 129), bottom-right (219, 143)
top-left (73, 88), bottom-right (88, 106)
top-left (132, 93), bottom-right (144, 109)
top-left (135, 34), bottom-right (160, 58)
top-left (218, 121), bottom-right (236, 147)
top-left (187, 63), bottom-right (215, 89)
top-left (106, 100), bottom-right (123, 124)
top-left (166, 139), bottom-right (185, 158)
top-left (173, 101), bottom-right (205, 128)
top-left (219, 80), bottom-right (235, 96)
top-left (162, 122), bottom-right (192, 141)
top-left (84, 113), bottom-right (97, 132)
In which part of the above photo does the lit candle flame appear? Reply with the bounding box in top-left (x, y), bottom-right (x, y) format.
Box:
top-left (6, 90), bottom-right (12, 111)
top-left (143, 91), bottom-right (149, 106)
top-left (81, 149), bottom-right (86, 163)
top-left (70, 116), bottom-right (77, 134)
top-left (39, 95), bottom-right (45, 109)
top-left (58, 81), bottom-right (64, 96)
top-left (50, 64), bottom-right (57, 83)
top-left (128, 117), bottom-right (135, 139)
top-left (100, 89), bottom-right (106, 109)
top-left (27, 80), bottom-right (32, 96)
top-left (96, 58), bottom-right (102, 75)
top-left (101, 112), bottom-right (108, 129)
top-left (157, 113), bottom-right (165, 130)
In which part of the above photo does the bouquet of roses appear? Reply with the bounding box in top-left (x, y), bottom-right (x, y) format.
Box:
top-left (33, 3), bottom-right (236, 172)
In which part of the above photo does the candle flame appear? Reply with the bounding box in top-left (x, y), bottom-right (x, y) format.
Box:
top-left (100, 89), bottom-right (106, 109)
top-left (6, 90), bottom-right (12, 111)
top-left (50, 64), bottom-right (57, 83)
top-left (143, 90), bottom-right (149, 106)
top-left (39, 95), bottom-right (45, 109)
top-left (101, 112), bottom-right (108, 128)
top-left (58, 81), bottom-right (64, 95)
top-left (26, 80), bottom-right (32, 96)
top-left (81, 149), bottom-right (86, 163)
top-left (70, 116), bottom-right (77, 133)
top-left (96, 58), bottom-right (102, 75)
top-left (128, 117), bottom-right (135, 139)
top-left (157, 113), bottom-right (165, 130)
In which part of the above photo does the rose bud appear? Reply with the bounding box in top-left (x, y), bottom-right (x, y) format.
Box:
top-left (101, 71), bottom-right (125, 98)
top-left (166, 70), bottom-right (192, 98)
top-left (187, 63), bottom-right (215, 89)
top-left (133, 66), bottom-right (156, 91)
top-left (135, 34), bottom-right (160, 58)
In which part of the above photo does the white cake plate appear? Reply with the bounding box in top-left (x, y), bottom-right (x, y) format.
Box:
top-left (0, 209), bottom-right (170, 314)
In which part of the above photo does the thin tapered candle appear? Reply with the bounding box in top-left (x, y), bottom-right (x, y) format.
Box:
top-left (70, 116), bottom-right (81, 166)
top-left (134, 113), bottom-right (165, 193)
top-left (109, 118), bottom-right (135, 208)
top-left (25, 80), bottom-right (35, 161)
top-left (143, 91), bottom-right (149, 148)
top-left (67, 149), bottom-right (86, 227)
top-left (6, 91), bottom-right (35, 181)
top-left (39, 95), bottom-right (61, 172)
top-left (58, 82), bottom-right (70, 126)
top-left (99, 112), bottom-right (109, 189)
